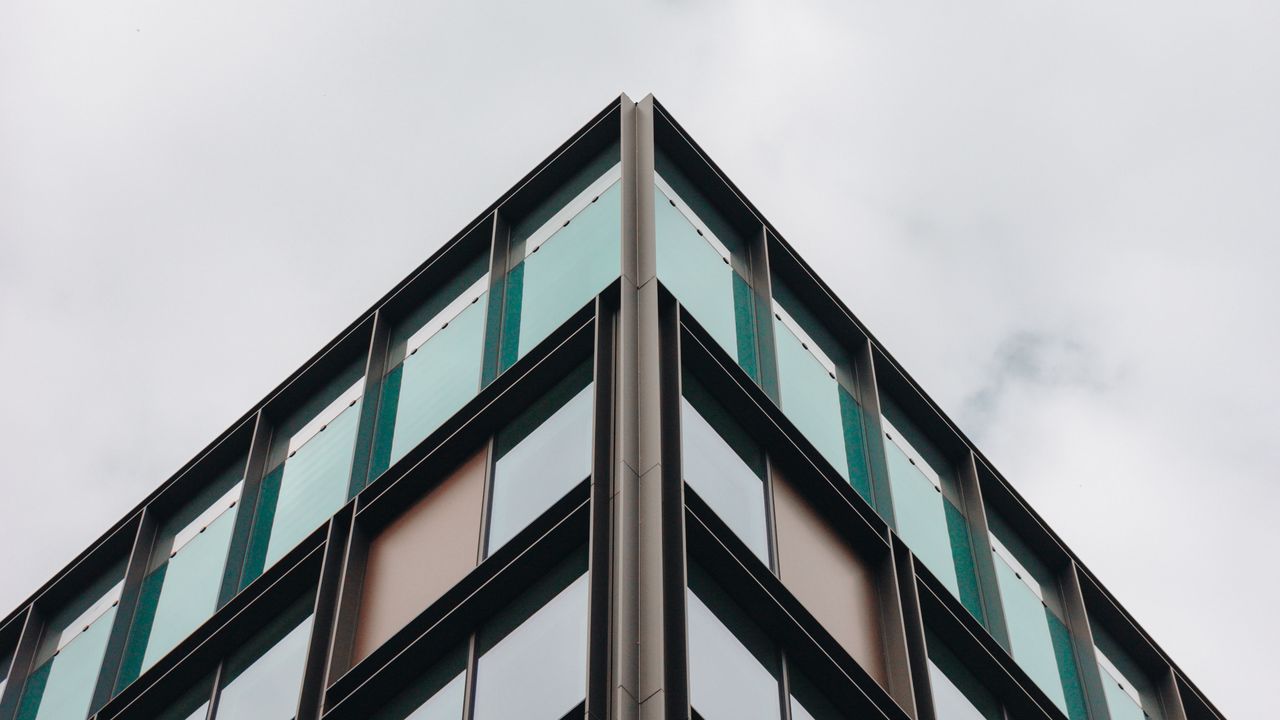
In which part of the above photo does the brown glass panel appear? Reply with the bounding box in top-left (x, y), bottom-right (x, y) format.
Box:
top-left (353, 448), bottom-right (488, 662)
top-left (771, 463), bottom-right (888, 687)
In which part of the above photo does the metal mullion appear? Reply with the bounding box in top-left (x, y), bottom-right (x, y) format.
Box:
top-left (585, 296), bottom-right (616, 719)
top-left (1158, 668), bottom-right (1189, 720)
top-left (878, 539), bottom-right (919, 718)
top-left (1058, 563), bottom-right (1112, 720)
top-left (854, 338), bottom-right (896, 529)
top-left (346, 310), bottom-right (392, 497)
top-left (475, 437), bottom-right (498, 566)
top-left (0, 607), bottom-right (40, 720)
top-left (481, 210), bottom-right (512, 388)
top-left (459, 634), bottom-right (480, 720)
top-left (751, 227), bottom-right (780, 403)
top-left (94, 510), bottom-right (157, 707)
top-left (778, 652), bottom-right (794, 720)
top-left (204, 658), bottom-right (227, 720)
top-left (295, 507), bottom-right (355, 720)
top-left (893, 542), bottom-right (933, 720)
top-left (956, 450), bottom-right (1010, 649)
top-left (220, 410), bottom-right (274, 606)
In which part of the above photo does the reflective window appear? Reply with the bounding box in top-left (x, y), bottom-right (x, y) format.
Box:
top-left (988, 521), bottom-right (1087, 719)
top-left (120, 474), bottom-right (243, 687)
top-left (687, 563), bottom-right (780, 720)
top-left (681, 377), bottom-right (769, 562)
top-left (770, 286), bottom-right (873, 503)
top-left (487, 364), bottom-right (594, 555)
top-left (246, 376), bottom-right (365, 584)
top-left (472, 559), bottom-right (589, 720)
top-left (500, 160), bottom-right (621, 371)
top-left (787, 670), bottom-right (843, 720)
top-left (17, 572), bottom-right (123, 720)
top-left (213, 607), bottom-right (314, 720)
top-left (879, 410), bottom-right (983, 623)
top-left (147, 676), bottom-right (214, 720)
top-left (926, 630), bottom-right (1001, 720)
top-left (373, 647), bottom-right (467, 720)
top-left (371, 259), bottom-right (490, 479)
top-left (654, 168), bottom-right (757, 378)
top-left (1094, 626), bottom-right (1159, 720)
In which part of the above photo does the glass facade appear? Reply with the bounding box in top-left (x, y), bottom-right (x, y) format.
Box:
top-left (879, 408), bottom-right (984, 623)
top-left (1094, 625), bottom-right (1160, 720)
top-left (245, 375), bottom-right (365, 585)
top-left (769, 282), bottom-right (873, 503)
top-left (926, 629), bottom-right (1001, 720)
top-left (371, 257), bottom-right (490, 479)
top-left (500, 154), bottom-right (622, 372)
top-left (988, 518), bottom-right (1088, 719)
top-left (653, 161), bottom-right (757, 378)
top-left (681, 375), bottom-right (769, 563)
top-left (487, 363), bottom-right (594, 555)
top-left (213, 605), bottom-right (314, 719)
top-left (687, 564), bottom-right (780, 720)
top-left (16, 571), bottom-right (123, 720)
top-left (119, 473), bottom-right (243, 688)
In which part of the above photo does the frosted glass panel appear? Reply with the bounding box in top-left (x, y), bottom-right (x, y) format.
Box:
top-left (17, 607), bottom-right (116, 720)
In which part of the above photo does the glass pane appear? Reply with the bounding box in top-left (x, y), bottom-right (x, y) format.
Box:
top-left (1094, 627), bottom-right (1158, 720)
top-left (17, 577), bottom-right (122, 720)
top-left (680, 388), bottom-right (768, 562)
top-left (686, 569), bottom-right (780, 720)
top-left (373, 280), bottom-right (489, 478)
top-left (247, 384), bottom-right (363, 583)
top-left (214, 612), bottom-right (314, 720)
top-left (145, 676), bottom-right (214, 720)
top-left (487, 367), bottom-right (594, 555)
top-left (121, 499), bottom-right (238, 685)
top-left (771, 306), bottom-right (873, 503)
top-left (654, 179), bottom-right (756, 377)
top-left (503, 170), bottom-right (621, 368)
top-left (991, 551), bottom-right (1086, 719)
top-left (787, 670), bottom-right (842, 720)
top-left (926, 632), bottom-right (1000, 720)
top-left (373, 645), bottom-right (467, 720)
top-left (1101, 678), bottom-right (1147, 720)
top-left (471, 573), bottom-right (589, 720)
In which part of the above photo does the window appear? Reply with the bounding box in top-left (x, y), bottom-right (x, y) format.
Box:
top-left (653, 160), bottom-right (757, 378)
top-left (487, 363), bottom-right (594, 555)
top-left (769, 282), bottom-right (873, 503)
top-left (787, 670), bottom-right (844, 720)
top-left (370, 259), bottom-right (490, 479)
top-left (925, 629), bottom-right (1001, 720)
top-left (680, 376), bottom-right (769, 563)
top-left (879, 406), bottom-right (983, 623)
top-left (687, 564), bottom-right (780, 720)
top-left (16, 570), bottom-right (124, 720)
top-left (1093, 625), bottom-right (1160, 720)
top-left (245, 374), bottom-right (365, 584)
top-left (119, 472), bottom-right (243, 687)
top-left (988, 517), bottom-right (1087, 719)
top-left (499, 156), bottom-right (621, 371)
top-left (213, 606), bottom-right (314, 719)
top-left (148, 677), bottom-right (215, 720)
top-left (373, 648), bottom-right (467, 720)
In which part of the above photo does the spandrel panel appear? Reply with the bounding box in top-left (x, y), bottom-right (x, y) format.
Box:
top-left (487, 371), bottom-right (594, 555)
top-left (377, 291), bottom-right (488, 475)
top-left (686, 580), bottom-right (780, 720)
top-left (680, 395), bottom-right (768, 562)
top-left (503, 174), bottom-right (621, 368)
top-left (471, 574), bottom-right (588, 720)
top-left (17, 605), bottom-right (116, 720)
top-left (121, 503), bottom-right (238, 685)
top-left (654, 180), bottom-right (756, 377)
top-left (992, 553), bottom-right (1086, 719)
top-left (214, 613), bottom-right (314, 720)
top-left (258, 397), bottom-right (362, 574)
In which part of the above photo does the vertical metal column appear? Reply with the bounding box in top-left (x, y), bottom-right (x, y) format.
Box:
top-left (1060, 563), bottom-right (1112, 720)
top-left (957, 453), bottom-right (1010, 649)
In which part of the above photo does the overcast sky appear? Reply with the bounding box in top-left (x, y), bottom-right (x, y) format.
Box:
top-left (1, 0), bottom-right (1275, 716)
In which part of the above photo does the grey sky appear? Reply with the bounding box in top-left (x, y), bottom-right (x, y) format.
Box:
top-left (1, 0), bottom-right (1275, 715)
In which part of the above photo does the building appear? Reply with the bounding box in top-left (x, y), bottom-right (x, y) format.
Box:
top-left (0, 95), bottom-right (1225, 720)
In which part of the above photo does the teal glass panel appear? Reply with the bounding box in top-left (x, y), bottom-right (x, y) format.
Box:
top-left (253, 397), bottom-right (361, 578)
top-left (687, 564), bottom-right (780, 720)
top-left (17, 606), bottom-right (117, 720)
top-left (503, 177), bottom-right (621, 368)
top-left (372, 289), bottom-right (488, 478)
top-left (654, 181), bottom-right (757, 378)
top-left (680, 386), bottom-right (768, 562)
top-left (1101, 678), bottom-right (1147, 720)
top-left (472, 571), bottom-right (588, 720)
top-left (1094, 626), bottom-right (1158, 720)
top-left (772, 310), bottom-right (873, 503)
top-left (991, 553), bottom-right (1087, 719)
top-left (120, 503), bottom-right (238, 686)
top-left (883, 438), bottom-right (957, 589)
top-left (214, 612), bottom-right (314, 719)
top-left (926, 631), bottom-right (1001, 720)
top-left (488, 366), bottom-right (594, 555)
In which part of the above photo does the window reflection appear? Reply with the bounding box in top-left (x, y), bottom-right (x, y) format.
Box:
top-left (687, 563), bottom-right (780, 720)
top-left (681, 377), bottom-right (768, 562)
top-left (487, 364), bottom-right (594, 555)
top-left (925, 630), bottom-right (1001, 720)
top-left (214, 608), bottom-right (314, 720)
top-left (373, 647), bottom-right (467, 720)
